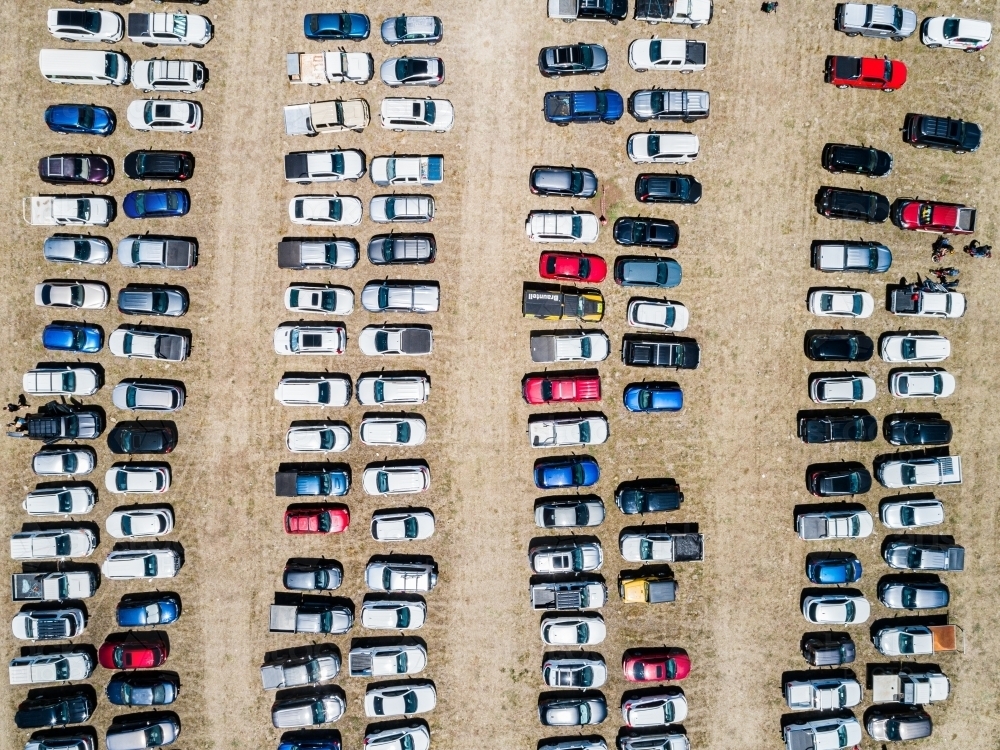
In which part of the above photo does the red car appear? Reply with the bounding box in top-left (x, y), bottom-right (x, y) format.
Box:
top-left (622, 649), bottom-right (690, 683)
top-left (825, 55), bottom-right (907, 91)
top-left (284, 505), bottom-right (350, 534)
top-left (892, 199), bottom-right (976, 234)
top-left (522, 374), bottom-right (601, 405)
top-left (538, 251), bottom-right (607, 283)
top-left (99, 639), bottom-right (168, 670)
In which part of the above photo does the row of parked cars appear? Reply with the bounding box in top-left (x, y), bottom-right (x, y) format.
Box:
top-left (782, 6), bottom-right (985, 748)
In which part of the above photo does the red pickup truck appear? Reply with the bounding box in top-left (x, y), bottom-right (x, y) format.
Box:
top-left (522, 374), bottom-right (601, 405)
top-left (826, 55), bottom-right (907, 91)
top-left (892, 199), bottom-right (976, 234)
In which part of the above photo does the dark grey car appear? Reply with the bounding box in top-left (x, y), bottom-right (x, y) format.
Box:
top-left (538, 43), bottom-right (608, 77)
top-left (614, 256), bottom-right (682, 288)
top-left (529, 166), bottom-right (598, 197)
top-left (878, 580), bottom-right (949, 610)
top-left (117, 286), bottom-right (188, 317)
top-left (367, 233), bottom-right (436, 265)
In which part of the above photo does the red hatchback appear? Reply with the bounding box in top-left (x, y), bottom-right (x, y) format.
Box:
top-left (284, 505), bottom-right (350, 534)
top-left (825, 55), bottom-right (907, 91)
top-left (622, 649), bottom-right (690, 683)
top-left (538, 251), bottom-right (607, 283)
top-left (523, 374), bottom-right (601, 405)
top-left (99, 639), bottom-right (168, 670)
top-left (892, 199), bottom-right (976, 234)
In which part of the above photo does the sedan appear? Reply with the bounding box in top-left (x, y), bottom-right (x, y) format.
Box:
top-left (289, 195), bottom-right (363, 226)
top-left (122, 189), bottom-right (189, 219)
top-left (115, 593), bottom-right (180, 626)
top-left (38, 154), bottom-right (114, 185)
top-left (360, 417), bottom-right (427, 446)
top-left (622, 690), bottom-right (687, 727)
top-left (286, 424), bottom-right (351, 453)
top-left (380, 57), bottom-right (444, 86)
top-left (43, 322), bottom-right (103, 353)
top-left (881, 334), bottom-right (950, 362)
top-left (809, 374), bottom-right (876, 403)
top-left (880, 498), bottom-right (945, 528)
top-left (806, 331), bottom-right (874, 361)
top-left (364, 726), bottom-right (431, 750)
top-left (274, 325), bottom-right (347, 355)
top-left (112, 380), bottom-right (185, 411)
top-left (530, 166), bottom-right (599, 199)
top-left (802, 594), bottom-right (871, 624)
top-left (922, 16), bottom-right (992, 50)
top-left (822, 143), bottom-right (893, 177)
top-left (627, 300), bottom-right (688, 331)
top-left (543, 658), bottom-right (607, 690)
top-left (878, 581), bottom-right (949, 610)
top-left (285, 284), bottom-right (354, 315)
top-left (105, 465), bottom-right (171, 494)
top-left (615, 256), bottom-right (681, 288)
top-left (534, 456), bottom-right (600, 489)
top-left (32, 447), bottom-right (96, 476)
top-left (304, 12), bottom-right (370, 41)
top-left (538, 43), bottom-right (608, 77)
top-left (623, 649), bottom-right (690, 682)
top-left (363, 464), bottom-right (431, 495)
top-left (118, 286), bottom-right (188, 317)
top-left (614, 217), bottom-right (679, 248)
top-left (381, 15), bottom-right (442, 45)
top-left (44, 235), bottom-right (111, 265)
top-left (623, 383), bottom-right (684, 413)
top-left (45, 104), bottom-right (116, 136)
top-left (364, 683), bottom-right (436, 718)
top-left (23, 485), bottom-right (96, 516)
top-left (126, 99), bottom-right (202, 132)
top-left (106, 508), bottom-right (174, 538)
top-left (806, 552), bottom-right (863, 584)
top-left (534, 497), bottom-right (605, 528)
top-left (47, 8), bottom-right (123, 42)
top-left (107, 422), bottom-right (177, 454)
top-left (885, 415), bottom-right (952, 446)
top-left (808, 290), bottom-right (874, 318)
top-left (35, 281), bottom-right (108, 310)
top-left (807, 465), bottom-right (872, 496)
top-left (106, 673), bottom-right (179, 707)
top-left (539, 695), bottom-right (607, 727)
top-left (284, 506), bottom-right (351, 534)
top-left (541, 614), bottom-right (606, 645)
top-left (98, 640), bottom-right (168, 670)
top-left (538, 251), bottom-right (607, 282)
top-left (371, 510), bottom-right (435, 541)
top-left (360, 599), bottom-right (426, 630)
top-left (889, 369), bottom-right (955, 398)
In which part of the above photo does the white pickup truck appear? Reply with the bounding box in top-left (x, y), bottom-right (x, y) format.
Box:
top-left (23, 366), bottom-right (100, 397)
top-left (284, 100), bottom-right (370, 136)
top-left (269, 604), bottom-right (353, 634)
top-left (370, 156), bottom-right (443, 187)
top-left (874, 624), bottom-right (960, 657)
top-left (872, 670), bottom-right (950, 705)
top-left (10, 530), bottom-right (96, 560)
top-left (287, 51), bottom-right (373, 85)
top-left (784, 717), bottom-right (862, 750)
top-left (796, 510), bottom-right (874, 540)
top-left (9, 653), bottom-right (93, 684)
top-left (635, 0), bottom-right (713, 25)
top-left (12, 571), bottom-right (97, 601)
top-left (349, 644), bottom-right (427, 677)
top-left (24, 196), bottom-right (113, 226)
top-left (785, 677), bottom-right (862, 711)
top-left (529, 416), bottom-right (609, 447)
top-left (530, 332), bottom-right (610, 362)
top-left (260, 654), bottom-right (340, 690)
top-left (877, 456), bottom-right (962, 489)
top-left (890, 286), bottom-right (966, 318)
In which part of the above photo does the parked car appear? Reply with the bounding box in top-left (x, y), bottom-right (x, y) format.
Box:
top-left (627, 300), bottom-right (689, 332)
top-left (543, 657), bottom-right (607, 689)
top-left (815, 187), bottom-right (890, 222)
top-left (885, 415), bottom-right (951, 446)
top-left (275, 376), bottom-right (351, 407)
top-left (363, 464), bottom-right (431, 495)
top-left (126, 99), bottom-right (202, 132)
top-left (616, 479), bottom-right (683, 514)
top-left (106, 422), bottom-right (177, 454)
top-left (285, 284), bottom-right (354, 316)
top-left (534, 456), bottom-right (600, 489)
top-left (103, 549), bottom-right (179, 581)
top-left (922, 16), bottom-right (991, 51)
top-left (117, 286), bottom-right (188, 317)
top-left (881, 334), bottom-right (950, 363)
top-left (903, 113), bottom-right (981, 153)
top-left (127, 11), bottom-right (212, 46)
top-left (284, 560), bottom-right (342, 591)
top-left (867, 708), bottom-right (932, 742)
top-left (784, 717), bottom-right (862, 750)
top-left (835, 3), bottom-right (917, 39)
top-left (526, 211), bottom-right (600, 243)
top-left (614, 217), bottom-right (679, 249)
top-left (806, 552), bottom-right (862, 584)
top-left (370, 195), bottom-right (434, 223)
top-left (357, 374), bottom-right (430, 406)
top-left (360, 599), bottom-right (426, 630)
top-left (98, 639), bottom-right (168, 669)
top-left (808, 290), bottom-right (874, 318)
top-left (284, 506), bottom-right (350, 534)
top-left (43, 235), bottom-right (111, 265)
top-left (379, 97), bottom-right (454, 132)
top-left (11, 609), bottom-right (86, 642)
top-left (628, 39), bottom-right (707, 73)
top-left (360, 417), bottom-right (427, 446)
top-left (117, 236), bottom-right (197, 270)
top-left (277, 467), bottom-right (350, 498)
top-left (382, 15), bottom-right (442, 45)
top-left (822, 143), bottom-right (893, 177)
top-left (370, 155), bottom-right (441, 187)
top-left (371, 510), bottom-right (435, 541)
top-left (45, 104), bottom-right (116, 136)
top-left (35, 280), bottom-right (108, 310)
top-left (106, 507), bottom-right (174, 538)
top-left (878, 581), bottom-right (949, 610)
top-left (367, 233), bottom-right (436, 264)
top-left (880, 498), bottom-right (944, 528)
top-left (364, 726), bottom-right (430, 750)
top-left (825, 55), bottom-right (907, 90)
top-left (802, 594), bottom-right (871, 624)
top-left (530, 166), bottom-right (599, 197)
top-left (530, 540), bottom-right (603, 574)
top-left (285, 150), bottom-right (365, 183)
top-left (627, 132), bottom-right (699, 164)
top-left (635, 173), bottom-right (701, 204)
top-left (116, 593), bottom-right (180, 625)
top-left (358, 326), bottom-right (432, 356)
top-left (892, 199), bottom-right (976, 234)
top-left (304, 12), bottom-right (370, 41)
top-left (10, 529), bottom-right (96, 560)
top-left (529, 416), bottom-right (608, 447)
top-left (47, 8), bottom-right (124, 42)
top-left (802, 632), bottom-right (855, 666)
top-left (614, 256), bottom-right (681, 287)
top-left (364, 683), bottom-right (435, 718)
top-left (628, 89), bottom-right (710, 122)
top-left (42, 322), bottom-right (102, 353)
top-left (623, 649), bottom-right (690, 682)
top-left (878, 456), bottom-right (962, 488)
top-left (289, 195), bottom-right (363, 226)
top-left (22, 485), bottom-right (96, 516)
top-left (538, 252), bottom-right (606, 283)
top-left (14, 693), bottom-right (93, 729)
top-left (105, 464), bottom-right (170, 494)
top-left (539, 695), bottom-right (607, 726)
top-left (123, 151), bottom-right (194, 181)
top-left (811, 240), bottom-right (892, 273)
top-left (122, 189), bottom-right (189, 219)
top-left (624, 383), bottom-right (683, 413)
top-left (131, 59), bottom-right (205, 93)
top-left (38, 154), bottom-right (113, 185)
top-left (32, 447), bottom-right (96, 476)
top-left (889, 368), bottom-right (955, 398)
top-left (807, 465), bottom-right (872, 496)
top-left (286, 424), bottom-right (351, 453)
top-left (274, 324), bottom-right (346, 355)
top-left (538, 44), bottom-right (608, 77)
top-left (534, 497), bottom-right (605, 528)
top-left (109, 327), bottom-right (188, 361)
top-left (24, 365), bottom-right (101, 398)
top-left (541, 614), bottom-right (606, 645)
top-left (380, 57), bottom-right (444, 87)
top-left (543, 90), bottom-right (624, 125)
top-left (106, 673), bottom-right (179, 708)
top-left (523, 373), bottom-right (600, 404)
top-left (621, 690), bottom-right (687, 727)
top-left (806, 331), bottom-right (874, 361)
top-left (798, 413), bottom-right (877, 443)
top-left (272, 691), bottom-right (345, 728)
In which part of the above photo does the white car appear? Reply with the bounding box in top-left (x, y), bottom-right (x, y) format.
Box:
top-left (360, 417), bottom-right (427, 446)
top-left (360, 599), bottom-right (426, 630)
top-left (808, 289), bottom-right (874, 318)
top-left (531, 542), bottom-right (603, 574)
top-left (358, 326), bottom-right (433, 356)
top-left (529, 416), bottom-right (608, 448)
top-left (361, 282), bottom-right (439, 313)
top-left (10, 529), bottom-right (97, 560)
top-left (105, 507), bottom-right (174, 538)
top-left (285, 424), bottom-right (351, 453)
top-left (112, 380), bottom-right (185, 411)
top-left (880, 498), bottom-right (944, 529)
top-left (285, 285), bottom-right (354, 315)
top-left (366, 562), bottom-right (437, 592)
top-left (109, 328), bottom-right (189, 362)
top-left (922, 16), bottom-right (992, 51)
top-left (23, 486), bottom-right (96, 516)
top-left (880, 334), bottom-right (950, 363)
top-left (370, 156), bottom-right (443, 187)
top-left (47, 8), bottom-right (123, 42)
top-left (620, 531), bottom-right (691, 562)
top-left (526, 211), bottom-right (600, 243)
top-left (371, 510), bottom-right (435, 541)
top-left (541, 615), bottom-right (606, 646)
top-left (131, 58), bottom-right (206, 93)
top-left (285, 150), bottom-right (367, 183)
top-left (11, 609), bottom-right (86, 641)
top-left (542, 657), bottom-right (608, 689)
top-left (289, 195), bottom-right (363, 226)
top-left (889, 369), bottom-right (955, 398)
top-left (32, 447), bottom-right (96, 476)
top-left (274, 325), bottom-right (347, 355)
top-left (802, 594), bottom-right (871, 625)
top-left (785, 677), bottom-right (862, 711)
top-left (24, 366), bottom-right (100, 396)
top-left (9, 652), bottom-right (94, 684)
top-left (357, 375), bottom-right (430, 406)
top-left (370, 195), bottom-right (435, 223)
top-left (364, 683), bottom-right (436, 718)
top-left (105, 465), bottom-right (171, 494)
top-left (127, 99), bottom-right (202, 132)
top-left (622, 691), bottom-right (688, 727)
top-left (534, 498), bottom-right (605, 528)
top-left (628, 39), bottom-right (707, 73)
top-left (380, 97), bottom-right (454, 132)
top-left (809, 374), bottom-right (875, 403)
top-left (627, 300), bottom-right (689, 331)
top-left (34, 280), bottom-right (108, 310)
top-left (102, 548), bottom-right (180, 579)
top-left (275, 376), bottom-right (352, 407)
top-left (363, 464), bottom-right (431, 495)
top-left (627, 132), bottom-right (699, 164)
top-left (127, 12), bottom-right (213, 46)
top-left (364, 725), bottom-right (431, 750)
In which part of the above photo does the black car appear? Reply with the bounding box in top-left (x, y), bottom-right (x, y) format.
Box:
top-left (885, 415), bottom-right (952, 446)
top-left (529, 166), bottom-right (598, 197)
top-left (123, 151), bottom-right (195, 181)
top-left (807, 464), bottom-right (872, 496)
top-left (38, 154), bottom-right (113, 185)
top-left (904, 113), bottom-right (981, 153)
top-left (635, 174), bottom-right (702, 204)
top-left (573, 0), bottom-right (628, 22)
top-left (801, 632), bottom-right (855, 667)
top-left (613, 217), bottom-right (679, 248)
top-left (615, 479), bottom-right (683, 514)
top-left (821, 143), bottom-right (892, 177)
top-left (815, 186), bottom-right (890, 223)
top-left (15, 693), bottom-right (94, 729)
top-left (798, 413), bottom-right (878, 443)
top-left (806, 331), bottom-right (874, 362)
top-left (538, 43), bottom-right (609, 77)
top-left (107, 422), bottom-right (178, 454)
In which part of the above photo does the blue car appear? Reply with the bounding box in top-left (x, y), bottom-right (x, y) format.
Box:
top-left (534, 456), bottom-right (600, 490)
top-left (42, 322), bottom-right (102, 353)
top-left (279, 741), bottom-right (340, 750)
top-left (116, 593), bottom-right (181, 627)
top-left (106, 673), bottom-right (179, 706)
top-left (806, 552), bottom-right (862, 584)
top-left (304, 12), bottom-right (370, 40)
top-left (624, 383), bottom-right (683, 413)
top-left (543, 90), bottom-right (624, 125)
top-left (122, 189), bottom-right (190, 219)
top-left (45, 104), bottom-right (116, 137)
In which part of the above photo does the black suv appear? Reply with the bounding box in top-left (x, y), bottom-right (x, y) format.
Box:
top-left (615, 479), bottom-right (683, 514)
top-left (884, 415), bottom-right (953, 446)
top-left (806, 331), bottom-right (874, 362)
top-left (613, 217), bottom-right (679, 248)
top-left (529, 166), bottom-right (598, 197)
top-left (124, 151), bottom-right (195, 181)
top-left (635, 174), bottom-right (702, 204)
top-left (821, 143), bottom-right (892, 177)
top-left (798, 413), bottom-right (878, 443)
top-left (815, 187), bottom-right (890, 222)
top-left (904, 113), bottom-right (981, 153)
top-left (107, 421), bottom-right (178, 454)
top-left (573, 0), bottom-right (628, 23)
top-left (807, 464), bottom-right (872, 496)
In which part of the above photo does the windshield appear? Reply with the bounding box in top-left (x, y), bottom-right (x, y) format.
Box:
top-left (943, 18), bottom-right (961, 38)
top-left (571, 216), bottom-right (583, 238)
top-left (105, 53), bottom-right (118, 80)
top-left (397, 607), bottom-right (411, 628)
top-left (397, 652), bottom-right (409, 672)
top-left (55, 535), bottom-right (71, 556)
top-left (540, 381), bottom-right (553, 401)
top-left (151, 292), bottom-right (169, 314)
top-left (576, 623), bottom-right (589, 642)
top-left (317, 511), bottom-right (332, 532)
top-left (898, 633), bottom-right (914, 653)
top-left (901, 465), bottom-right (917, 485)
top-left (404, 517), bottom-right (419, 538)
top-left (424, 101), bottom-right (436, 124)
top-left (639, 539), bottom-right (653, 560)
top-left (571, 463), bottom-right (586, 485)
top-left (378, 472), bottom-right (390, 493)
top-left (900, 507), bottom-right (915, 526)
top-left (144, 554), bottom-right (158, 576)
top-left (404, 691), bottom-right (419, 713)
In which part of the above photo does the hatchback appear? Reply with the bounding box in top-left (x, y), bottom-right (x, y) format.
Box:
top-left (614, 256), bottom-right (682, 287)
top-left (45, 104), bottom-right (116, 136)
top-left (623, 383), bottom-right (683, 412)
top-left (534, 456), bottom-right (600, 489)
top-left (43, 322), bottom-right (103, 353)
top-left (123, 189), bottom-right (190, 219)
top-left (304, 13), bottom-right (370, 40)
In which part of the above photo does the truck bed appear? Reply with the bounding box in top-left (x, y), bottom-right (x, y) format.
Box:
top-left (671, 533), bottom-right (704, 561)
top-left (634, 0), bottom-right (673, 20)
top-left (400, 328), bottom-right (432, 353)
top-left (275, 472), bottom-right (301, 497)
top-left (930, 624), bottom-right (958, 652)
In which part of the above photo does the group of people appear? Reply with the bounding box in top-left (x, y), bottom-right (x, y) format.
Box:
top-left (933, 236), bottom-right (992, 262)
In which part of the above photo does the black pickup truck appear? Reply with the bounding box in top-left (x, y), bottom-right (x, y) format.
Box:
top-left (6, 402), bottom-right (103, 443)
top-left (622, 335), bottom-right (700, 369)
top-left (523, 285), bottom-right (604, 322)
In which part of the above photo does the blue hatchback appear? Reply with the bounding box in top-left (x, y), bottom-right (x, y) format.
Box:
top-left (534, 456), bottom-right (600, 490)
top-left (624, 383), bottom-right (683, 413)
top-left (544, 90), bottom-right (624, 125)
top-left (304, 12), bottom-right (370, 40)
top-left (280, 741), bottom-right (340, 750)
top-left (806, 553), bottom-right (863, 584)
top-left (123, 189), bottom-right (190, 219)
top-left (116, 593), bottom-right (181, 626)
top-left (42, 322), bottom-right (102, 353)
top-left (45, 104), bottom-right (116, 136)
top-left (106, 673), bottom-right (179, 706)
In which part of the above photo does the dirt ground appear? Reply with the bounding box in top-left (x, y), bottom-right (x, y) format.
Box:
top-left (2, 1), bottom-right (1000, 749)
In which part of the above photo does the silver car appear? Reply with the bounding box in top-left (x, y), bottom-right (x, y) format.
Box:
top-left (542, 657), bottom-right (608, 689)
top-left (271, 691), bottom-right (345, 728)
top-left (538, 694), bottom-right (608, 726)
top-left (105, 717), bottom-right (179, 750)
top-left (835, 3), bottom-right (917, 40)
top-left (878, 581), bottom-right (950, 610)
top-left (381, 16), bottom-right (443, 45)
top-left (534, 497), bottom-right (605, 528)
top-left (43, 235), bottom-right (111, 265)
top-left (380, 57), bottom-right (444, 87)
top-left (617, 733), bottom-right (690, 750)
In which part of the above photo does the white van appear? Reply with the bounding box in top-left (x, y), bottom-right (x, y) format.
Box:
top-left (627, 131), bottom-right (700, 164)
top-left (39, 48), bottom-right (129, 86)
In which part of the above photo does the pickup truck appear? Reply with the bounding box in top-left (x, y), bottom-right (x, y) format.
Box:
top-left (785, 677), bottom-right (862, 711)
top-left (275, 468), bottom-right (349, 497)
top-left (284, 150), bottom-right (366, 183)
top-left (370, 155), bottom-right (443, 187)
top-left (622, 336), bottom-right (700, 369)
top-left (284, 100), bottom-right (370, 135)
top-left (872, 670), bottom-right (950, 705)
top-left (530, 332), bottom-right (609, 363)
top-left (287, 51), bottom-right (373, 85)
top-left (873, 624), bottom-right (960, 657)
top-left (12, 571), bottom-right (97, 601)
top-left (269, 603), bottom-right (353, 634)
top-left (260, 654), bottom-right (340, 690)
top-left (893, 199), bottom-right (976, 234)
top-left (784, 717), bottom-right (862, 750)
top-left (530, 579), bottom-right (606, 610)
top-left (548, 0), bottom-right (629, 23)
top-left (884, 542), bottom-right (964, 571)
top-left (529, 416), bottom-right (608, 447)
top-left (634, 0), bottom-right (713, 25)
top-left (619, 571), bottom-right (677, 603)
top-left (127, 12), bottom-right (212, 46)
top-left (544, 90), bottom-right (624, 124)
top-left (796, 509), bottom-right (873, 540)
top-left (619, 531), bottom-right (704, 562)
top-left (811, 240), bottom-right (892, 273)
top-left (877, 456), bottom-right (962, 489)
top-left (349, 644), bottom-right (427, 677)
top-left (12, 608), bottom-right (85, 641)
top-left (629, 88), bottom-right (710, 122)
top-left (278, 239), bottom-right (358, 270)
top-left (523, 285), bottom-right (603, 322)
top-left (24, 196), bottom-right (113, 227)
top-left (7, 404), bottom-right (103, 444)
top-left (890, 284), bottom-right (966, 318)
top-left (11, 530), bottom-right (96, 560)
top-left (118, 236), bottom-right (198, 270)
top-left (9, 653), bottom-right (93, 684)
top-left (523, 373), bottom-right (601, 404)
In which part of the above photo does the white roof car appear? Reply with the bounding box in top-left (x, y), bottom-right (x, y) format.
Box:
top-left (112, 380), bottom-right (185, 411)
top-left (363, 464), bottom-right (431, 495)
top-left (529, 416), bottom-right (609, 447)
top-left (131, 58), bottom-right (206, 93)
top-left (620, 531), bottom-right (688, 562)
top-left (534, 497), bottom-right (605, 528)
top-left (880, 498), bottom-right (944, 529)
top-left (105, 465), bottom-right (171, 494)
top-left (361, 282), bottom-right (440, 313)
top-left (358, 326), bottom-right (433, 356)
top-left (627, 300), bottom-right (689, 331)
top-left (275, 376), bottom-right (352, 407)
top-left (128, 12), bottom-right (213, 46)
top-left (105, 507), bottom-right (174, 538)
top-left (48, 9), bottom-right (123, 42)
top-left (23, 486), bottom-right (96, 516)
top-left (526, 211), bottom-right (600, 243)
top-left (126, 99), bottom-right (202, 132)
top-left (627, 132), bottom-right (699, 164)
top-left (380, 57), bottom-right (445, 87)
top-left (370, 194), bottom-right (435, 223)
top-left (24, 365), bottom-right (100, 396)
top-left (371, 510), bottom-right (435, 541)
top-left (881, 334), bottom-right (950, 363)
top-left (360, 599), bottom-right (426, 630)
top-left (271, 695), bottom-right (344, 729)
top-left (109, 328), bottom-right (189, 361)
top-left (531, 542), bottom-right (603, 574)
top-left (622, 691), bottom-right (688, 727)
top-left (285, 424), bottom-right (351, 453)
top-left (802, 594), bottom-right (871, 625)
top-left (366, 561), bottom-right (438, 592)
top-left (617, 736), bottom-right (686, 750)
top-left (808, 290), bottom-right (875, 318)
top-left (34, 281), bottom-right (108, 310)
top-left (543, 657), bottom-right (608, 689)
top-left (364, 725), bottom-right (431, 750)
top-left (107, 720), bottom-right (179, 750)
top-left (102, 548), bottom-right (180, 579)
top-left (922, 16), bottom-right (992, 51)
top-left (274, 325), bottom-right (347, 355)
top-left (43, 235), bottom-right (111, 265)
top-left (541, 614), bottom-right (606, 645)
top-left (10, 529), bottom-right (97, 560)
top-left (289, 195), bottom-right (363, 226)
top-left (889, 369), bottom-right (955, 398)
top-left (285, 150), bottom-right (367, 183)
top-left (360, 417), bottom-right (427, 446)
top-left (357, 375), bottom-right (430, 406)
top-left (9, 652), bottom-right (94, 684)
top-left (380, 97), bottom-right (454, 132)
top-left (285, 284), bottom-right (354, 315)
top-left (32, 447), bottom-right (96, 476)
top-left (810, 374), bottom-right (876, 403)
top-left (628, 39), bottom-right (707, 73)
top-left (364, 682), bottom-right (436, 718)
top-left (11, 609), bottom-right (86, 641)
top-left (785, 677), bottom-right (862, 711)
